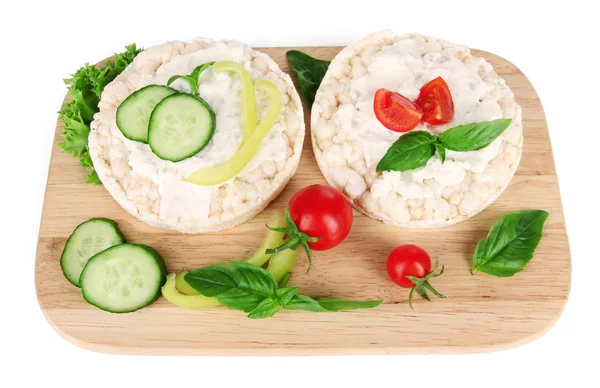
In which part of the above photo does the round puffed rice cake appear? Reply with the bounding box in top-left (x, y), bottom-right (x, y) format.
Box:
top-left (89, 38), bottom-right (305, 233)
top-left (311, 30), bottom-right (523, 228)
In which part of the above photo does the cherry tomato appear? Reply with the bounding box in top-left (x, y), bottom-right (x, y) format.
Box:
top-left (386, 244), bottom-right (432, 288)
top-left (415, 76), bottom-right (454, 125)
top-left (289, 184), bottom-right (353, 251)
top-left (373, 88), bottom-right (423, 132)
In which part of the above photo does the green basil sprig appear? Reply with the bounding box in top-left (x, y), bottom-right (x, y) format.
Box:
top-left (377, 131), bottom-right (437, 172)
top-left (438, 119), bottom-right (512, 151)
top-left (377, 119), bottom-right (512, 172)
top-left (185, 261), bottom-right (382, 319)
top-left (434, 143), bottom-right (446, 164)
top-left (167, 62), bottom-right (214, 95)
top-left (472, 210), bottom-right (549, 277)
top-left (286, 50), bottom-right (330, 106)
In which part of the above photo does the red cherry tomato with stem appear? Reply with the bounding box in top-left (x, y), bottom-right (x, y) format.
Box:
top-left (386, 244), bottom-right (446, 309)
top-left (266, 185), bottom-right (353, 270)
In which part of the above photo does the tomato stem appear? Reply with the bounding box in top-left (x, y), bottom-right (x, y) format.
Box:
top-left (265, 208), bottom-right (322, 272)
top-left (405, 257), bottom-right (446, 310)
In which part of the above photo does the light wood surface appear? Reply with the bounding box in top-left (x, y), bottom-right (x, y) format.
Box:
top-left (35, 46), bottom-right (571, 355)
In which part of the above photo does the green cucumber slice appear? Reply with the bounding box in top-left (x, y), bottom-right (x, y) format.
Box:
top-left (148, 93), bottom-right (215, 162)
top-left (60, 218), bottom-right (126, 287)
top-left (116, 85), bottom-right (177, 143)
top-left (80, 244), bottom-right (167, 313)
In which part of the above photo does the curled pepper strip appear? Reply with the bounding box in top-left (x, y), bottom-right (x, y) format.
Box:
top-left (163, 211), bottom-right (298, 309)
top-left (164, 251), bottom-right (297, 308)
top-left (267, 248), bottom-right (298, 284)
top-left (213, 61), bottom-right (257, 142)
top-left (162, 273), bottom-right (221, 309)
top-left (246, 212), bottom-right (287, 267)
top-left (175, 271), bottom-right (199, 295)
top-left (184, 79), bottom-right (282, 186)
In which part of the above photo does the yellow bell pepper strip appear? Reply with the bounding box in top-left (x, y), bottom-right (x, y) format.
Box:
top-left (165, 248), bottom-right (296, 308)
top-left (246, 212), bottom-right (287, 266)
top-left (184, 79), bottom-right (282, 186)
top-left (175, 270), bottom-right (200, 295)
top-left (174, 211), bottom-right (288, 297)
top-left (266, 248), bottom-right (298, 284)
top-left (161, 273), bottom-right (221, 309)
top-left (164, 246), bottom-right (296, 308)
top-left (163, 210), bottom-right (297, 310)
top-left (213, 61), bottom-right (257, 142)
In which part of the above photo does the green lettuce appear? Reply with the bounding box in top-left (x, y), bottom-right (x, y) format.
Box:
top-left (58, 44), bottom-right (142, 184)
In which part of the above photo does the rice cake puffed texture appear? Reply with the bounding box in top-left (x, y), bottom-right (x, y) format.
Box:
top-left (89, 38), bottom-right (304, 233)
top-left (311, 30), bottom-right (523, 228)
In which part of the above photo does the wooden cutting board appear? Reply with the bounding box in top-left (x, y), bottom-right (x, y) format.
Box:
top-left (35, 46), bottom-right (571, 355)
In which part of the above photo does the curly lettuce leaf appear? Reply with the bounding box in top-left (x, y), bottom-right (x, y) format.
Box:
top-left (79, 153), bottom-right (101, 184)
top-left (58, 109), bottom-right (89, 156)
top-left (58, 44), bottom-right (142, 185)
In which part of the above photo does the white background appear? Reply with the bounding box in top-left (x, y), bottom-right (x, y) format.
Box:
top-left (1, 0), bottom-right (598, 386)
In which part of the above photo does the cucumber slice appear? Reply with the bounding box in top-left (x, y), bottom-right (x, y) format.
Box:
top-left (148, 93), bottom-right (215, 162)
top-left (60, 218), bottom-right (126, 287)
top-left (80, 244), bottom-right (167, 313)
top-left (116, 85), bottom-right (177, 143)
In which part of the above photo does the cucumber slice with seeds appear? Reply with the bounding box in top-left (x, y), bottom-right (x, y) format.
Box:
top-left (116, 85), bottom-right (177, 143)
top-left (60, 218), bottom-right (126, 287)
top-left (148, 93), bottom-right (215, 162)
top-left (80, 244), bottom-right (167, 313)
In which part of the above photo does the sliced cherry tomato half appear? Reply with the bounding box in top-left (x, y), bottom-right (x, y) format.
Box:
top-left (415, 76), bottom-right (454, 125)
top-left (373, 88), bottom-right (423, 132)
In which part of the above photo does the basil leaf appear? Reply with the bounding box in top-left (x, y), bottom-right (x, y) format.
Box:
top-left (286, 50), bottom-right (330, 106)
top-left (167, 62), bottom-right (213, 96)
top-left (284, 295), bottom-right (383, 312)
top-left (185, 262), bottom-right (277, 312)
top-left (248, 297), bottom-right (281, 319)
top-left (190, 62), bottom-right (214, 81)
top-left (284, 295), bottom-right (328, 312)
top-left (438, 119), bottom-right (512, 151)
top-left (376, 131), bottom-right (437, 172)
top-left (185, 262), bottom-right (382, 318)
top-left (316, 298), bottom-right (383, 312)
top-left (276, 286), bottom-right (299, 305)
top-left (167, 75), bottom-right (197, 94)
top-left (217, 288), bottom-right (266, 313)
top-left (278, 273), bottom-right (291, 288)
top-left (434, 142), bottom-right (446, 164)
top-left (472, 210), bottom-right (549, 277)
